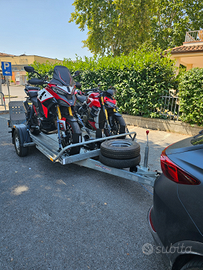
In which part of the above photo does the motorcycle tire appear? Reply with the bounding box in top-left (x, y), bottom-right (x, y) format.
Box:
top-left (30, 113), bottom-right (41, 135)
top-left (104, 115), bottom-right (126, 138)
top-left (100, 139), bottom-right (140, 159)
top-left (99, 152), bottom-right (141, 168)
top-left (65, 120), bottom-right (81, 155)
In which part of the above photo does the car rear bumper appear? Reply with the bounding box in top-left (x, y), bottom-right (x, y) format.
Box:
top-left (147, 206), bottom-right (172, 268)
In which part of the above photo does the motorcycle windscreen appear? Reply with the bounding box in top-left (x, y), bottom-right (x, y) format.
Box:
top-left (49, 66), bottom-right (75, 87)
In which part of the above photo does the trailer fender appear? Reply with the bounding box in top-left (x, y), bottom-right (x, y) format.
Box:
top-left (12, 124), bottom-right (32, 145)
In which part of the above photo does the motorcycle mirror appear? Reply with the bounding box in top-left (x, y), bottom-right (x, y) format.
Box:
top-left (74, 71), bottom-right (80, 76)
top-left (73, 70), bottom-right (80, 77)
top-left (24, 66), bottom-right (35, 73)
top-left (75, 82), bottom-right (82, 89)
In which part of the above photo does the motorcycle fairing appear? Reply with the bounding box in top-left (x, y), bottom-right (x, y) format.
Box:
top-left (38, 89), bottom-right (54, 103)
top-left (45, 84), bottom-right (76, 107)
top-left (41, 103), bottom-right (48, 118)
top-left (38, 88), bottom-right (57, 115)
top-left (88, 120), bottom-right (96, 130)
top-left (104, 96), bottom-right (116, 108)
top-left (89, 92), bottom-right (100, 99)
top-left (87, 97), bottom-right (101, 108)
top-left (57, 93), bottom-right (76, 107)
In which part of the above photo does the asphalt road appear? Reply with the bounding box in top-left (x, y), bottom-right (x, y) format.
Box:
top-left (0, 112), bottom-right (190, 270)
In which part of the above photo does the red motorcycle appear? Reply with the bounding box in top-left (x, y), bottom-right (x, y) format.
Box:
top-left (23, 65), bottom-right (81, 155)
top-left (75, 86), bottom-right (126, 137)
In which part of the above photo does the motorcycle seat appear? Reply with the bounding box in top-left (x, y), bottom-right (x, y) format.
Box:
top-left (76, 94), bottom-right (86, 103)
top-left (25, 86), bottom-right (40, 91)
top-left (27, 91), bottom-right (39, 98)
top-left (25, 86), bottom-right (40, 98)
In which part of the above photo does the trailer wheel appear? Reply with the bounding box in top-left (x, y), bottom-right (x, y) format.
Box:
top-left (99, 152), bottom-right (141, 168)
top-left (100, 139), bottom-right (140, 159)
top-left (14, 129), bottom-right (28, 157)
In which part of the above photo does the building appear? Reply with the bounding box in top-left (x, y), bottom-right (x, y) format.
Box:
top-left (170, 30), bottom-right (203, 74)
top-left (0, 53), bottom-right (63, 85)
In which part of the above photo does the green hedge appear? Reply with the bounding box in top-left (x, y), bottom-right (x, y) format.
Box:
top-left (179, 68), bottom-right (203, 126)
top-left (30, 55), bottom-right (203, 126)
top-left (30, 45), bottom-right (177, 118)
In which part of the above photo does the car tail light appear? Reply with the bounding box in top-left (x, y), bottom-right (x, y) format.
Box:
top-left (160, 148), bottom-right (200, 185)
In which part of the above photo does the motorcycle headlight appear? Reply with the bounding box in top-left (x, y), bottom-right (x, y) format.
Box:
top-left (52, 86), bottom-right (67, 96)
top-left (105, 101), bottom-right (116, 108)
top-left (69, 86), bottom-right (75, 95)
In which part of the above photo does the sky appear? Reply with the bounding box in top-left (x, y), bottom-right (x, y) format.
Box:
top-left (0, 0), bottom-right (93, 60)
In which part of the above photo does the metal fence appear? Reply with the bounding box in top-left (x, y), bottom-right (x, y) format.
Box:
top-left (185, 30), bottom-right (203, 42)
top-left (157, 89), bottom-right (180, 120)
top-left (0, 92), bottom-right (6, 110)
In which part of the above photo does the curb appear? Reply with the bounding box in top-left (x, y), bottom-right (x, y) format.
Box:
top-left (122, 114), bottom-right (203, 136)
top-left (0, 110), bottom-right (9, 114)
top-left (1, 109), bottom-right (202, 136)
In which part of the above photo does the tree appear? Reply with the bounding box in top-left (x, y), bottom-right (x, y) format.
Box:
top-left (69, 0), bottom-right (155, 56)
top-left (70, 0), bottom-right (203, 55)
top-left (151, 0), bottom-right (203, 50)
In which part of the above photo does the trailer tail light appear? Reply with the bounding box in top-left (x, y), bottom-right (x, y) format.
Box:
top-left (160, 148), bottom-right (200, 185)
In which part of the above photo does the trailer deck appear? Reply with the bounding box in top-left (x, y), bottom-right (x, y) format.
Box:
top-left (8, 101), bottom-right (159, 187)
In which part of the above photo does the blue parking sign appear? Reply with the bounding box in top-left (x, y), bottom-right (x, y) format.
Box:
top-left (1, 62), bottom-right (12, 76)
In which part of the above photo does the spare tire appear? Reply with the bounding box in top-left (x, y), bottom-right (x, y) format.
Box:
top-left (99, 153), bottom-right (141, 168)
top-left (100, 139), bottom-right (140, 159)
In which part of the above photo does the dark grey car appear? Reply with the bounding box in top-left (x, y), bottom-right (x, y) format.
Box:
top-left (148, 133), bottom-right (203, 270)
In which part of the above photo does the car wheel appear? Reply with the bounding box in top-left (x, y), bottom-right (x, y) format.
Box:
top-left (14, 130), bottom-right (28, 157)
top-left (100, 139), bottom-right (140, 159)
top-left (99, 152), bottom-right (141, 168)
top-left (181, 258), bottom-right (203, 270)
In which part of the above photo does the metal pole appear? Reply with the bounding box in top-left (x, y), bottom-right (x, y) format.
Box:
top-left (143, 130), bottom-right (149, 168)
top-left (0, 75), bottom-right (3, 105)
top-left (6, 76), bottom-right (10, 103)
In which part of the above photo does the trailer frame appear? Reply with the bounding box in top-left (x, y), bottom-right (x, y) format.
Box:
top-left (8, 101), bottom-right (159, 187)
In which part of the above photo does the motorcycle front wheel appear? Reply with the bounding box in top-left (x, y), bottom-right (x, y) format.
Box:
top-left (104, 115), bottom-right (126, 138)
top-left (30, 113), bottom-right (41, 135)
top-left (62, 120), bottom-right (81, 155)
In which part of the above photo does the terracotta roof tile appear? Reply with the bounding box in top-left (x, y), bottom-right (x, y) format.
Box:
top-left (0, 52), bottom-right (15, 57)
top-left (171, 45), bottom-right (203, 54)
